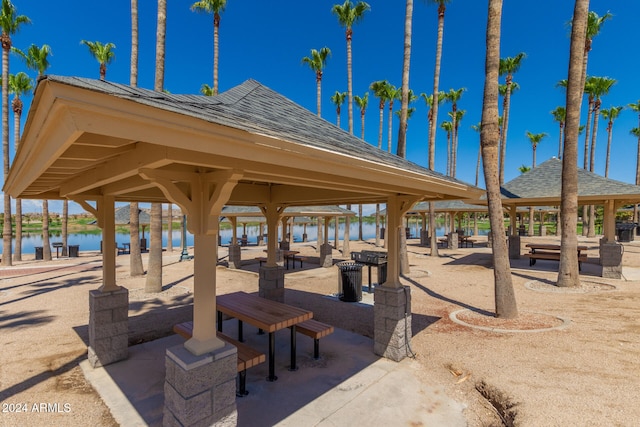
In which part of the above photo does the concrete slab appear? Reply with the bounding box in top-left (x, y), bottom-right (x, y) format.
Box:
top-left (82, 320), bottom-right (466, 427)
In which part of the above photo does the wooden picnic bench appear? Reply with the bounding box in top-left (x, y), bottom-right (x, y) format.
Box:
top-left (526, 243), bottom-right (588, 270)
top-left (290, 319), bottom-right (334, 360)
top-left (173, 321), bottom-right (266, 396)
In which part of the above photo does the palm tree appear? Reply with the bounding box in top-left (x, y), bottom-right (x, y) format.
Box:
top-left (1, 0), bottom-right (29, 267)
top-left (600, 105), bottom-right (623, 177)
top-left (191, 0), bottom-right (227, 95)
top-left (471, 122), bottom-right (482, 186)
top-left (80, 40), bottom-right (116, 81)
top-left (498, 52), bottom-right (526, 184)
top-left (498, 81), bottom-right (518, 173)
top-left (332, 1), bottom-right (370, 135)
top-left (330, 90), bottom-right (347, 128)
top-left (580, 11), bottom-right (612, 92)
top-left (146, 0), bottom-right (167, 293)
top-left (441, 120), bottom-right (453, 175)
top-left (518, 165), bottom-right (531, 173)
top-left (581, 76), bottom-right (596, 170)
top-left (551, 106), bottom-right (566, 159)
top-left (444, 87), bottom-right (465, 177)
top-left (385, 84), bottom-right (400, 153)
top-left (8, 71), bottom-right (32, 262)
top-left (397, 0), bottom-right (413, 158)
top-left (480, 0), bottom-right (517, 317)
top-left (557, 0), bottom-right (589, 288)
top-left (370, 80), bottom-right (389, 150)
top-left (526, 131), bottom-right (547, 168)
top-left (129, 0), bottom-right (144, 276)
top-left (449, 108), bottom-right (465, 178)
top-left (302, 47), bottom-right (331, 117)
top-left (200, 83), bottom-right (214, 96)
top-left (354, 92), bottom-right (368, 139)
top-left (526, 130), bottom-right (547, 236)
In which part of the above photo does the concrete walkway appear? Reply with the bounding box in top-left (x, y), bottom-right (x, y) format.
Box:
top-left (82, 320), bottom-right (466, 427)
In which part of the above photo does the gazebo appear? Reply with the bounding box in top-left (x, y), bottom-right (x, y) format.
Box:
top-left (4, 76), bottom-right (482, 425)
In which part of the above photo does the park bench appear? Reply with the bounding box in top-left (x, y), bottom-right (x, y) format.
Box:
top-left (290, 319), bottom-right (334, 359)
top-left (528, 251), bottom-right (588, 270)
top-left (173, 321), bottom-right (265, 396)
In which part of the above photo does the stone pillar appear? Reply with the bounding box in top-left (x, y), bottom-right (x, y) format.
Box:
top-left (320, 243), bottom-right (333, 268)
top-left (540, 225), bottom-right (547, 236)
top-left (228, 243), bottom-right (241, 269)
top-left (163, 343), bottom-right (237, 426)
top-left (447, 232), bottom-right (458, 249)
top-left (508, 235), bottom-right (521, 259)
top-left (88, 287), bottom-right (129, 368)
top-left (302, 233), bottom-right (308, 242)
top-left (600, 242), bottom-right (623, 279)
top-left (374, 285), bottom-right (412, 362)
top-left (420, 229), bottom-right (429, 246)
top-left (259, 265), bottom-right (285, 302)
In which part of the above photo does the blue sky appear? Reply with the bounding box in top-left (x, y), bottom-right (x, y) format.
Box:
top-left (5, 0), bottom-right (640, 214)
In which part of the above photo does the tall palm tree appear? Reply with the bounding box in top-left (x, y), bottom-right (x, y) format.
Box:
top-left (1, 0), bottom-right (29, 267)
top-left (370, 80), bottom-right (389, 150)
top-left (600, 105), bottom-right (623, 177)
top-left (8, 72), bottom-right (32, 262)
top-left (302, 47), bottom-right (331, 117)
top-left (480, 0), bottom-right (517, 317)
top-left (558, 0), bottom-right (589, 288)
top-left (129, 0), bottom-right (144, 276)
top-left (354, 92), bottom-right (368, 139)
top-left (581, 76), bottom-right (596, 170)
top-left (330, 90), bottom-right (347, 128)
top-left (580, 10), bottom-right (612, 92)
top-left (471, 122), bottom-right (482, 186)
top-left (191, 0), bottom-right (227, 95)
top-left (448, 108), bottom-right (465, 178)
top-left (444, 87), bottom-right (465, 177)
top-left (498, 52), bottom-right (526, 184)
top-left (526, 131), bottom-right (547, 168)
top-left (551, 106), bottom-right (566, 159)
top-left (588, 76), bottom-right (616, 173)
top-left (628, 100), bottom-right (640, 222)
top-left (80, 40), bottom-right (116, 81)
top-left (332, 1), bottom-right (370, 135)
top-left (441, 120), bottom-right (453, 175)
top-left (146, 0), bottom-right (166, 293)
top-left (397, 0), bottom-right (413, 158)
top-left (498, 81), bottom-right (518, 176)
top-left (385, 84), bottom-right (400, 153)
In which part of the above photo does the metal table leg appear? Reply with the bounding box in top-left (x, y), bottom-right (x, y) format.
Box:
top-left (267, 332), bottom-right (277, 381)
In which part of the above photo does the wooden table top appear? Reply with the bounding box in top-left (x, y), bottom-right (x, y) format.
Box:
top-left (217, 291), bottom-right (312, 332)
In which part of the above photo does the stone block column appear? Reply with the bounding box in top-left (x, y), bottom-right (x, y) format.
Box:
top-left (600, 242), bottom-right (623, 279)
top-left (88, 287), bottom-right (129, 368)
top-left (320, 243), bottom-right (333, 268)
top-left (373, 285), bottom-right (412, 362)
top-left (508, 235), bottom-right (521, 259)
top-left (163, 343), bottom-right (237, 426)
top-left (228, 244), bottom-right (242, 269)
top-left (447, 232), bottom-right (459, 249)
top-left (420, 230), bottom-right (429, 246)
top-left (259, 265), bottom-right (285, 302)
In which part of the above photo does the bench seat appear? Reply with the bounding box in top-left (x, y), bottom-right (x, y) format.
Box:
top-left (528, 251), bottom-right (587, 270)
top-left (173, 321), bottom-right (266, 396)
top-left (291, 319), bottom-right (334, 359)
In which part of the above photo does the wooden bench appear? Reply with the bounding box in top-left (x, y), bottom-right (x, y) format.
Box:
top-left (528, 251), bottom-right (587, 270)
top-left (291, 319), bottom-right (334, 359)
top-left (173, 322), bottom-right (266, 396)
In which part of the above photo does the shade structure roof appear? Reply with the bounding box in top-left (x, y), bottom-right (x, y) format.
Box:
top-left (4, 76), bottom-right (481, 209)
top-left (494, 158), bottom-right (640, 206)
top-left (220, 205), bottom-right (354, 224)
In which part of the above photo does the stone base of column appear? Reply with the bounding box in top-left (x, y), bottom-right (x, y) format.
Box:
top-left (228, 244), bottom-right (241, 269)
top-left (320, 243), bottom-right (333, 268)
top-left (259, 265), bottom-right (285, 302)
top-left (600, 242), bottom-right (623, 279)
top-left (163, 343), bottom-right (237, 427)
top-left (88, 287), bottom-right (129, 368)
top-left (447, 232), bottom-right (458, 249)
top-left (420, 230), bottom-right (429, 246)
top-left (508, 235), bottom-right (521, 259)
top-left (373, 285), bottom-right (412, 362)
top-left (303, 233), bottom-right (308, 242)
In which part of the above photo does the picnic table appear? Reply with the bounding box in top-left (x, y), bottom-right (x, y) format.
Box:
top-left (525, 243), bottom-right (588, 270)
top-left (216, 291), bottom-right (313, 381)
top-left (261, 249), bottom-right (301, 269)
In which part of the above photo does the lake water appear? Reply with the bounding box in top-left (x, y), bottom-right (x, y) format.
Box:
top-left (1, 221), bottom-right (488, 255)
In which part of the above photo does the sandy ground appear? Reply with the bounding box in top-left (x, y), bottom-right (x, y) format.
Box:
top-left (1, 235), bottom-right (639, 426)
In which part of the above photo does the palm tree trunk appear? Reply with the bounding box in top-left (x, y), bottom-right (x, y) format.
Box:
top-left (377, 103), bottom-right (384, 149)
top-left (316, 75), bottom-right (322, 117)
top-left (387, 101), bottom-right (393, 153)
top-left (130, 202), bottom-right (144, 276)
top-left (557, 0), bottom-right (588, 288)
top-left (499, 84), bottom-right (512, 185)
top-left (428, 3), bottom-right (445, 178)
top-left (475, 145), bottom-right (481, 186)
top-left (587, 104), bottom-right (600, 238)
top-left (167, 204), bottom-right (173, 251)
top-left (558, 123), bottom-right (564, 159)
top-left (605, 122), bottom-right (612, 177)
top-left (213, 12), bottom-right (220, 94)
top-left (62, 200), bottom-right (68, 256)
top-left (12, 105), bottom-right (21, 261)
top-left (346, 30), bottom-right (354, 135)
top-left (375, 204), bottom-right (380, 246)
top-left (145, 202), bottom-right (163, 292)
top-left (396, 0), bottom-right (413, 158)
top-left (358, 204), bottom-right (363, 240)
top-left (482, 0), bottom-right (517, 318)
top-left (131, 0), bottom-right (138, 87)
top-left (42, 201), bottom-right (52, 261)
top-left (2, 43), bottom-right (12, 266)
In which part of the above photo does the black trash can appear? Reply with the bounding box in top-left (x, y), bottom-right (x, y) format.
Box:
top-left (338, 261), bottom-right (363, 302)
top-left (69, 245), bottom-right (79, 257)
top-left (35, 246), bottom-right (43, 260)
top-left (518, 224), bottom-right (526, 236)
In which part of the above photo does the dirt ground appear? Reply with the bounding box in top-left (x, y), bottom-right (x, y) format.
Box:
top-left (1, 235), bottom-right (639, 426)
